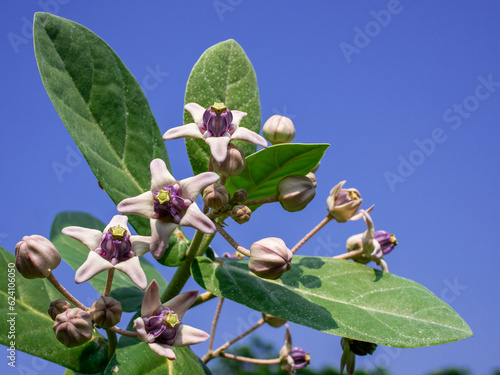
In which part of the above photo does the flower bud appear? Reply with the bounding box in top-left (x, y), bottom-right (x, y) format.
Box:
top-left (48, 299), bottom-right (71, 321)
top-left (249, 237), bottom-right (292, 279)
top-left (277, 176), bottom-right (316, 212)
top-left (262, 115), bottom-right (295, 145)
top-left (327, 181), bottom-right (368, 222)
top-left (15, 235), bottom-right (61, 279)
top-left (311, 162), bottom-right (320, 173)
top-left (263, 313), bottom-right (287, 328)
top-left (306, 172), bottom-right (317, 188)
top-left (231, 205), bottom-right (251, 224)
top-left (89, 296), bottom-right (122, 328)
top-left (212, 144), bottom-right (246, 177)
top-left (374, 231), bottom-right (398, 255)
top-left (53, 308), bottom-right (93, 348)
top-left (290, 347), bottom-right (310, 370)
top-left (203, 183), bottom-right (230, 210)
top-left (230, 189), bottom-right (248, 203)
top-left (348, 339), bottom-right (377, 356)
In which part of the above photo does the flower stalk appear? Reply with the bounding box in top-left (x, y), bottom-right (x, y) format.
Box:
top-left (47, 273), bottom-right (87, 310)
top-left (215, 223), bottom-right (251, 257)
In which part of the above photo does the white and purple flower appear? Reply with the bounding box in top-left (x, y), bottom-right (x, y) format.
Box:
top-left (163, 102), bottom-right (268, 163)
top-left (133, 280), bottom-right (209, 360)
top-left (62, 215), bottom-right (149, 290)
top-left (117, 158), bottom-right (219, 259)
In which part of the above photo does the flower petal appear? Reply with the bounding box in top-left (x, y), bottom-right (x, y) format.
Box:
top-left (150, 219), bottom-right (176, 259)
top-left (350, 204), bottom-right (374, 221)
top-left (185, 103), bottom-right (206, 124)
top-left (150, 159), bottom-right (176, 191)
top-left (130, 235), bottom-right (151, 256)
top-left (114, 257), bottom-right (148, 290)
top-left (162, 290), bottom-right (198, 320)
top-left (172, 324), bottom-right (210, 347)
top-left (205, 136), bottom-right (231, 163)
top-left (61, 226), bottom-right (102, 251)
top-left (179, 203), bottom-right (216, 234)
top-left (230, 110), bottom-right (247, 127)
top-left (162, 123), bottom-right (203, 141)
top-left (148, 342), bottom-right (176, 360)
top-left (231, 127), bottom-right (268, 149)
top-left (117, 192), bottom-right (154, 218)
top-left (75, 251), bottom-right (113, 284)
top-left (141, 280), bottom-right (161, 317)
top-left (133, 317), bottom-right (149, 343)
top-left (179, 172), bottom-right (220, 202)
top-left (103, 215), bottom-right (129, 233)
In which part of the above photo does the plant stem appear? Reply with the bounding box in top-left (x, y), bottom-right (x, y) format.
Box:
top-left (160, 231), bottom-right (213, 303)
top-left (215, 223), bottom-right (251, 257)
top-left (333, 248), bottom-right (364, 260)
top-left (190, 291), bottom-right (217, 308)
top-left (208, 298), bottom-right (225, 352)
top-left (104, 268), bottom-right (115, 297)
top-left (47, 273), bottom-right (87, 310)
top-left (203, 318), bottom-right (265, 363)
top-left (243, 196), bottom-right (279, 206)
top-left (219, 352), bottom-right (281, 365)
top-left (291, 215), bottom-right (332, 254)
top-left (109, 326), bottom-right (137, 338)
top-left (106, 328), bottom-right (117, 360)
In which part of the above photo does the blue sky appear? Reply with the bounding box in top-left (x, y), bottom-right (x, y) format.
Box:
top-left (1, 1), bottom-right (500, 374)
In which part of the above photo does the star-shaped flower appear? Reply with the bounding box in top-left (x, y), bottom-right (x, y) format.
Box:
top-left (62, 215), bottom-right (150, 290)
top-left (133, 280), bottom-right (209, 360)
top-left (163, 102), bottom-right (268, 163)
top-left (117, 158), bottom-right (219, 259)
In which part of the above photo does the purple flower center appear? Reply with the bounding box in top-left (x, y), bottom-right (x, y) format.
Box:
top-left (153, 185), bottom-right (192, 223)
top-left (199, 103), bottom-right (235, 137)
top-left (290, 347), bottom-right (310, 370)
top-left (335, 190), bottom-right (361, 206)
top-left (374, 231), bottom-right (398, 255)
top-left (144, 307), bottom-right (181, 345)
top-left (96, 225), bottom-right (134, 265)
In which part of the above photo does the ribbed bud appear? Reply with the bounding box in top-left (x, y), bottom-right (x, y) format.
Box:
top-left (262, 115), bottom-right (295, 145)
top-left (290, 347), bottom-right (310, 370)
top-left (48, 299), bottom-right (71, 321)
top-left (249, 237), bottom-right (292, 279)
top-left (277, 176), bottom-right (316, 212)
top-left (15, 235), bottom-right (61, 279)
top-left (53, 308), bottom-right (93, 348)
top-left (230, 189), bottom-right (248, 203)
top-left (306, 172), bottom-right (317, 188)
top-left (89, 296), bottom-right (122, 328)
top-left (263, 313), bottom-right (287, 328)
top-left (212, 144), bottom-right (246, 177)
top-left (203, 183), bottom-right (230, 210)
top-left (374, 231), bottom-right (398, 255)
top-left (231, 205), bottom-right (251, 224)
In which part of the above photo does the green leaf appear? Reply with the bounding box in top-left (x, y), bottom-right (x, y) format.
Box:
top-left (191, 256), bottom-right (472, 348)
top-left (109, 287), bottom-right (144, 312)
top-left (50, 211), bottom-right (167, 296)
top-left (226, 143), bottom-right (329, 208)
top-left (0, 248), bottom-right (108, 373)
top-left (156, 228), bottom-right (190, 268)
top-left (184, 39), bottom-right (261, 175)
top-left (33, 12), bottom-right (169, 236)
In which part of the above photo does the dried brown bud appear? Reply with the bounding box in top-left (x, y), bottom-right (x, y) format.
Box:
top-left (263, 115), bottom-right (296, 145)
top-left (203, 183), bottom-right (230, 210)
top-left (231, 205), bottom-right (252, 224)
top-left (212, 144), bottom-right (246, 177)
top-left (48, 299), bottom-right (71, 321)
top-left (249, 237), bottom-right (292, 279)
top-left (263, 313), bottom-right (287, 328)
top-left (89, 296), bottom-right (122, 328)
top-left (53, 308), bottom-right (93, 348)
top-left (230, 189), bottom-right (248, 203)
top-left (15, 235), bottom-right (61, 279)
top-left (277, 175), bottom-right (316, 212)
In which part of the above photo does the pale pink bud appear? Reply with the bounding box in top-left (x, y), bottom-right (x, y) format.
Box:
top-left (53, 308), bottom-right (93, 348)
top-left (89, 296), bottom-right (122, 328)
top-left (249, 237), bottom-right (292, 279)
top-left (231, 205), bottom-right (252, 224)
top-left (15, 235), bottom-right (61, 279)
top-left (212, 144), bottom-right (246, 177)
top-left (263, 115), bottom-right (296, 145)
top-left (277, 176), bottom-right (316, 212)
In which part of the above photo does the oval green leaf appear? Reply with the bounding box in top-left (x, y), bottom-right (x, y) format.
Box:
top-left (34, 12), bottom-right (169, 236)
top-left (0, 248), bottom-right (108, 373)
top-left (191, 256), bottom-right (472, 348)
top-left (183, 39), bottom-right (261, 175)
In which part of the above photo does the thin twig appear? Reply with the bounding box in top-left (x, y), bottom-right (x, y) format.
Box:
top-left (104, 268), bottom-right (115, 297)
top-left (108, 326), bottom-right (138, 338)
top-left (219, 352), bottom-right (281, 365)
top-left (190, 291), bottom-right (217, 308)
top-left (215, 223), bottom-right (251, 257)
top-left (243, 196), bottom-right (279, 206)
top-left (333, 248), bottom-right (364, 260)
top-left (291, 215), bottom-right (332, 254)
top-left (47, 273), bottom-right (87, 310)
top-left (208, 298), bottom-right (225, 352)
